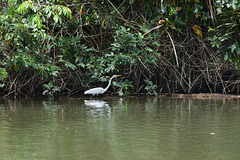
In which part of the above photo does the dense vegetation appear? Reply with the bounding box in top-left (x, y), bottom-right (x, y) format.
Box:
top-left (0, 0), bottom-right (240, 97)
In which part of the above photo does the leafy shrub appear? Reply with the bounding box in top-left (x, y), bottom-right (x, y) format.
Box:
top-left (1, 0), bottom-right (240, 97)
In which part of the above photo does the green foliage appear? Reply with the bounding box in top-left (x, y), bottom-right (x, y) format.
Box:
top-left (224, 42), bottom-right (240, 68)
top-left (113, 79), bottom-right (134, 96)
top-left (0, 68), bottom-right (7, 81)
top-left (0, 68), bottom-right (7, 87)
top-left (1, 0), bottom-right (240, 97)
top-left (144, 79), bottom-right (157, 96)
top-left (0, 0), bottom-right (73, 97)
top-left (208, 0), bottom-right (240, 67)
top-left (139, 0), bottom-right (208, 30)
top-left (208, 35), bottom-right (221, 48)
top-left (16, 0), bottom-right (72, 28)
top-left (43, 81), bottom-right (60, 98)
top-left (111, 25), bottom-right (161, 66)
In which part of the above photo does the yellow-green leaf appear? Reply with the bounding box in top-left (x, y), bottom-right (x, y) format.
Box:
top-left (80, 5), bottom-right (83, 14)
top-left (14, 64), bottom-right (17, 71)
top-left (192, 25), bottom-right (203, 38)
top-left (101, 19), bottom-right (107, 29)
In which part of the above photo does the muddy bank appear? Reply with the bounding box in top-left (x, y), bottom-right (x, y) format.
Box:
top-left (158, 93), bottom-right (240, 99)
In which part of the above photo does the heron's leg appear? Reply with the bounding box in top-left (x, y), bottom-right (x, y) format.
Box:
top-left (90, 94), bottom-right (95, 99)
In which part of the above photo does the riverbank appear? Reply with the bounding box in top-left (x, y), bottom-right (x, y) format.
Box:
top-left (158, 93), bottom-right (240, 99)
top-left (1, 1), bottom-right (240, 98)
top-left (2, 93), bottom-right (240, 100)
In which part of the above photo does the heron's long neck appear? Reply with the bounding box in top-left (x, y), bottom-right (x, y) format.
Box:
top-left (104, 76), bottom-right (114, 91)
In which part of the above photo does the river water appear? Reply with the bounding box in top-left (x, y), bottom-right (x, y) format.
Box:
top-left (0, 97), bottom-right (240, 160)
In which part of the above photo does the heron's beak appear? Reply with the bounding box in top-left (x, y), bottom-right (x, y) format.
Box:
top-left (116, 75), bottom-right (122, 77)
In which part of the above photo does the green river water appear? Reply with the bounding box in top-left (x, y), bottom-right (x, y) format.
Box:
top-left (0, 97), bottom-right (240, 160)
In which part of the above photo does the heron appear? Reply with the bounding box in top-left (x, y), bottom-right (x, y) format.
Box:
top-left (84, 75), bottom-right (122, 96)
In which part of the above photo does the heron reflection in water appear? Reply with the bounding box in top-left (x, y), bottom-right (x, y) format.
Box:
top-left (84, 99), bottom-right (109, 108)
top-left (84, 99), bottom-right (111, 117)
